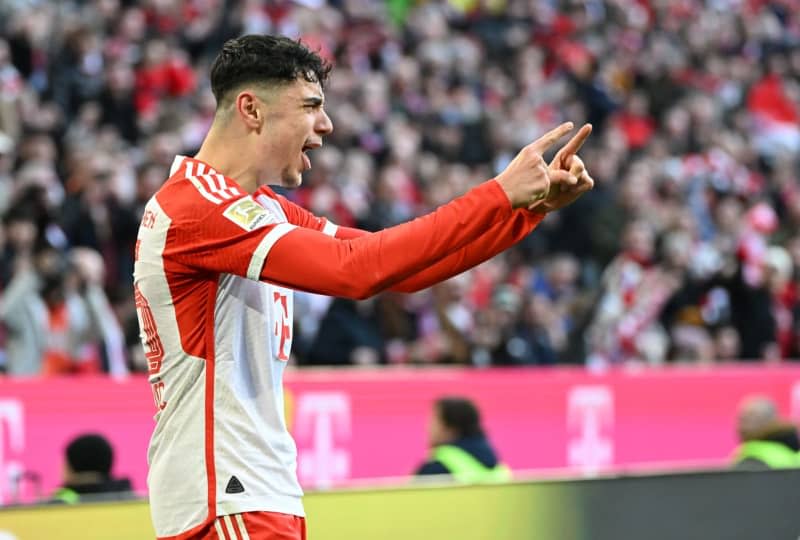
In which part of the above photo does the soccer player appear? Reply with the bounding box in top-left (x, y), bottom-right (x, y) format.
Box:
top-left (134, 35), bottom-right (593, 540)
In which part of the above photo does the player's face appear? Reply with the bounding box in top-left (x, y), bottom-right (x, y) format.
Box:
top-left (260, 79), bottom-right (333, 188)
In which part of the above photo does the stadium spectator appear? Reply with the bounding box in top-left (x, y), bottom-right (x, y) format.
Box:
top-left (587, 219), bottom-right (676, 365)
top-left (0, 242), bottom-right (127, 377)
top-left (304, 297), bottom-right (385, 366)
top-left (733, 395), bottom-right (800, 470)
top-left (737, 395), bottom-right (778, 439)
top-left (411, 277), bottom-right (475, 365)
top-left (50, 433), bottom-right (133, 504)
top-left (415, 396), bottom-right (511, 483)
top-left (732, 420), bottom-right (800, 470)
top-left (472, 283), bottom-right (563, 366)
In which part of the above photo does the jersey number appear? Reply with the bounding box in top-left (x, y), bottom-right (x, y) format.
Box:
top-left (134, 284), bottom-right (167, 411)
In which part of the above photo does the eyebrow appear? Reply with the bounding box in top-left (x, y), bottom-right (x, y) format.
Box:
top-left (302, 96), bottom-right (324, 107)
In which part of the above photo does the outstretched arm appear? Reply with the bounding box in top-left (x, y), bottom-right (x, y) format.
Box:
top-left (331, 209), bottom-right (544, 292)
top-left (260, 179), bottom-right (514, 298)
top-left (267, 124), bottom-right (592, 293)
top-left (168, 123), bottom-right (584, 298)
top-left (163, 177), bottom-right (519, 299)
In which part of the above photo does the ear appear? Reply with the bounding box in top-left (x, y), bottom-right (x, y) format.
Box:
top-left (235, 91), bottom-right (262, 130)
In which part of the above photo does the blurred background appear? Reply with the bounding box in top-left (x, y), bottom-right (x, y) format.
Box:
top-left (0, 0), bottom-right (799, 538)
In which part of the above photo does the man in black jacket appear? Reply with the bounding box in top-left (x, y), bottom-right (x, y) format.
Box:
top-left (51, 433), bottom-right (132, 504)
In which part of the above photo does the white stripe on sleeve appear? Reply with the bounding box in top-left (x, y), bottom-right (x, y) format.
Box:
top-left (321, 219), bottom-right (339, 237)
top-left (247, 223), bottom-right (297, 280)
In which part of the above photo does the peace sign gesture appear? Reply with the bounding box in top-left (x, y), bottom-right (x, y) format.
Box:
top-left (530, 123), bottom-right (595, 213)
top-left (495, 122), bottom-right (587, 209)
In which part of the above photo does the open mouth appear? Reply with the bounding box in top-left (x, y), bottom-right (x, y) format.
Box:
top-left (301, 142), bottom-right (319, 171)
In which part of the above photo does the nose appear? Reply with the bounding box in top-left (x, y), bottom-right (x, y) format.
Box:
top-left (316, 108), bottom-right (333, 135)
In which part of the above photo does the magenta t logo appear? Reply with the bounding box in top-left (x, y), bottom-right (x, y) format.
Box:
top-left (295, 392), bottom-right (351, 489)
top-left (0, 400), bottom-right (24, 504)
top-left (567, 386), bottom-right (614, 476)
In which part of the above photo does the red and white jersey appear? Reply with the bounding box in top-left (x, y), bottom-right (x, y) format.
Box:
top-left (135, 154), bottom-right (544, 538)
top-left (134, 156), bottom-right (338, 538)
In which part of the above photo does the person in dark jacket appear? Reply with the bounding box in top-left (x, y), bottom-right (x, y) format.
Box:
top-left (733, 420), bottom-right (800, 470)
top-left (415, 397), bottom-right (510, 483)
top-left (732, 396), bottom-right (800, 470)
top-left (51, 433), bottom-right (133, 504)
top-left (304, 297), bottom-right (385, 366)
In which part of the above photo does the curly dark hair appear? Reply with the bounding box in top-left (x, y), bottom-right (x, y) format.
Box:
top-left (209, 34), bottom-right (332, 106)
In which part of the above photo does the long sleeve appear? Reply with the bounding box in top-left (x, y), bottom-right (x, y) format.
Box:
top-left (163, 166), bottom-right (516, 300)
top-left (263, 185), bottom-right (544, 291)
top-left (334, 210), bottom-right (545, 292)
top-left (259, 180), bottom-right (513, 299)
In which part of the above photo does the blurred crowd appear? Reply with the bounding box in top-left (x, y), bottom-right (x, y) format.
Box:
top-left (0, 0), bottom-right (799, 376)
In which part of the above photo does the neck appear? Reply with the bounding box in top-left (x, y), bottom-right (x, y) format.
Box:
top-left (194, 125), bottom-right (260, 194)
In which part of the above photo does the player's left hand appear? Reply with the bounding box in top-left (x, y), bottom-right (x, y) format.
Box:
top-left (529, 124), bottom-right (594, 213)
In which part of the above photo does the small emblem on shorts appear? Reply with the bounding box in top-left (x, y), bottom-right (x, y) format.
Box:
top-left (225, 476), bottom-right (245, 494)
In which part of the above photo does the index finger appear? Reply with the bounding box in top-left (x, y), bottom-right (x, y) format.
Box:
top-left (528, 122), bottom-right (575, 154)
top-left (555, 123), bottom-right (593, 165)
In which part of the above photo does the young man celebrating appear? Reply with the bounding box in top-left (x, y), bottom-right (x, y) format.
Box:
top-left (134, 35), bottom-right (593, 539)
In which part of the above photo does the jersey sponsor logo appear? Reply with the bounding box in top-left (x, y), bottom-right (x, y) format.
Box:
top-left (225, 475), bottom-right (245, 494)
top-left (223, 196), bottom-right (277, 231)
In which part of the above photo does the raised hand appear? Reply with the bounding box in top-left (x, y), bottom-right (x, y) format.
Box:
top-left (532, 123), bottom-right (594, 213)
top-left (495, 122), bottom-right (581, 209)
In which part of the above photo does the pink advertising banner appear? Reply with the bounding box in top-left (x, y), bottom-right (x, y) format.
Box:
top-left (1, 365), bottom-right (800, 504)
